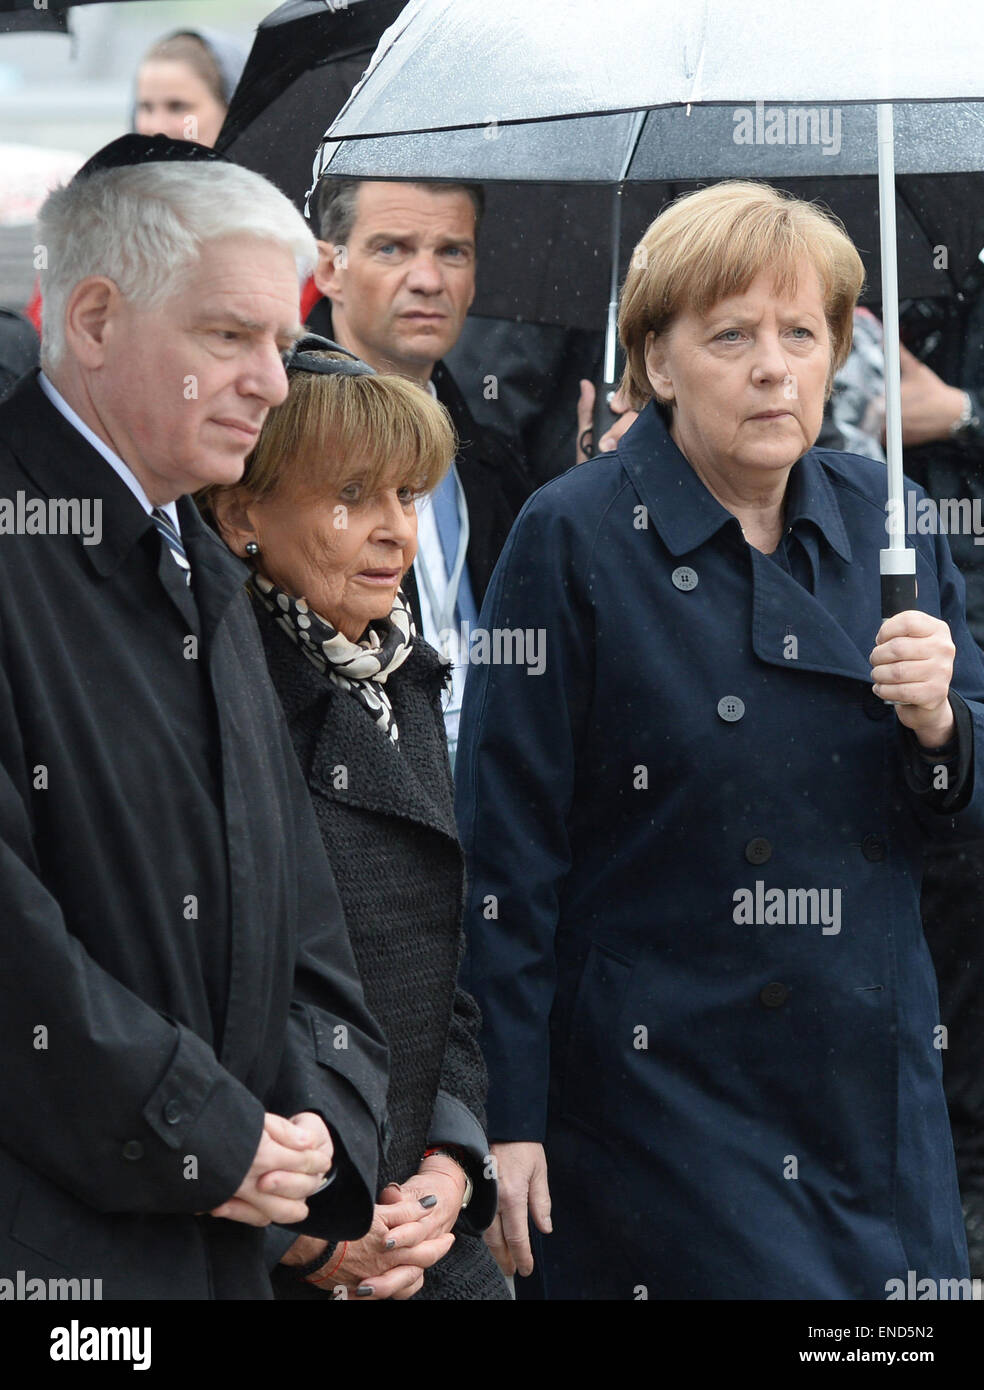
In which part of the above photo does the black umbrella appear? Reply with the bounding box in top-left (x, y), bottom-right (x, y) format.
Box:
top-left (215, 0), bottom-right (406, 207)
top-left (0, 4), bottom-right (67, 32)
top-left (0, 0), bottom-right (144, 6)
top-left (0, 0), bottom-right (200, 31)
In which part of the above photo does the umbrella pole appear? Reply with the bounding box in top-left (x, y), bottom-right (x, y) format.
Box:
top-left (590, 190), bottom-right (624, 452)
top-left (598, 113), bottom-right (648, 443)
top-left (602, 185), bottom-right (622, 393)
top-left (877, 101), bottom-right (917, 617)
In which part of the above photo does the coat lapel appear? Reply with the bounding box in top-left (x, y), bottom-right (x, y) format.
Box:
top-left (257, 602), bottom-right (459, 843)
top-left (5, 374), bottom-right (247, 640)
top-left (620, 403), bottom-right (877, 686)
top-left (309, 680), bottom-right (460, 843)
top-left (749, 546), bottom-right (874, 682)
top-left (177, 496), bottom-right (250, 642)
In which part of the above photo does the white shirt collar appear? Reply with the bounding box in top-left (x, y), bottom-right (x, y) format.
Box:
top-left (38, 371), bottom-right (181, 533)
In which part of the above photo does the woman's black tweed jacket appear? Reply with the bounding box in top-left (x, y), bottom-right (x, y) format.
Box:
top-left (256, 597), bottom-right (509, 1301)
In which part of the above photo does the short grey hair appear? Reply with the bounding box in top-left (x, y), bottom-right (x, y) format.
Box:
top-left (38, 162), bottom-right (316, 369)
top-left (317, 177), bottom-right (484, 246)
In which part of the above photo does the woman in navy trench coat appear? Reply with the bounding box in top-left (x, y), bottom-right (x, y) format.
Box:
top-left (454, 182), bottom-right (984, 1299)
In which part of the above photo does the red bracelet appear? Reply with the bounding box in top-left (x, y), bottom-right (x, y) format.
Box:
top-left (422, 1145), bottom-right (464, 1161)
top-left (305, 1241), bottom-right (348, 1288)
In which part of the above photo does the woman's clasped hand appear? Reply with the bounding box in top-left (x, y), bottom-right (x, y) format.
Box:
top-left (283, 1155), bottom-right (469, 1300)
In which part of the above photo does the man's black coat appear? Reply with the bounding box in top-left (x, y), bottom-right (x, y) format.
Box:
top-left (0, 374), bottom-right (389, 1299)
top-left (306, 298), bottom-right (531, 620)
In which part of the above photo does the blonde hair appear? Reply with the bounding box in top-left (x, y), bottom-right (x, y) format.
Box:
top-left (199, 351), bottom-right (455, 513)
top-left (618, 182), bottom-right (865, 410)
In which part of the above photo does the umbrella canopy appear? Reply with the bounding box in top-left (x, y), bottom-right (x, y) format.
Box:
top-left (322, 102), bottom-right (984, 316)
top-left (216, 0), bottom-right (405, 206)
top-left (323, 0), bottom-right (984, 611)
top-left (325, 99), bottom-right (984, 181)
top-left (329, 0), bottom-right (984, 137)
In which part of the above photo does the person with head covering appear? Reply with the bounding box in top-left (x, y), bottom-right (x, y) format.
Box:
top-left (206, 339), bottom-right (509, 1301)
top-left (455, 181), bottom-right (984, 1300)
top-left (0, 135), bottom-right (388, 1300)
top-left (135, 29), bottom-right (246, 149)
top-left (22, 29), bottom-right (247, 342)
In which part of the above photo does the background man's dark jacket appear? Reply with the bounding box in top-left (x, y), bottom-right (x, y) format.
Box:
top-left (0, 309), bottom-right (37, 404)
top-left (447, 315), bottom-right (605, 488)
top-left (901, 274), bottom-right (984, 643)
top-left (897, 279), bottom-right (984, 1259)
top-left (0, 374), bottom-right (389, 1300)
top-left (306, 298), bottom-right (531, 621)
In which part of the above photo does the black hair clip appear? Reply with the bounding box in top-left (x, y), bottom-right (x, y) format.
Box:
top-left (282, 334), bottom-right (377, 378)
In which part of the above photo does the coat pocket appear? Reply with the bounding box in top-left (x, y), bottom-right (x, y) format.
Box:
top-left (558, 942), bottom-right (635, 1138)
top-left (9, 1171), bottom-right (110, 1269)
top-left (7, 1165), bottom-right (211, 1297)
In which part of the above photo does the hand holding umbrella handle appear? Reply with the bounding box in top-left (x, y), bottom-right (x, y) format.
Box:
top-left (594, 390), bottom-right (619, 453)
top-left (879, 553), bottom-right (917, 707)
top-left (881, 571), bottom-right (918, 619)
top-left (576, 379), bottom-right (620, 461)
top-left (879, 551), bottom-right (918, 705)
top-left (881, 571), bottom-right (917, 618)
top-left (880, 545), bottom-right (918, 623)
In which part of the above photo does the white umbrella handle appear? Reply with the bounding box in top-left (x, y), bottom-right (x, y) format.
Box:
top-left (878, 101), bottom-right (917, 617)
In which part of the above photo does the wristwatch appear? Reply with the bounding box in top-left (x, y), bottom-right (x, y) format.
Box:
top-left (423, 1147), bottom-right (473, 1209)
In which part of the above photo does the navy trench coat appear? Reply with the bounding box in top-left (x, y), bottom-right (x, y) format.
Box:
top-left (455, 402), bottom-right (984, 1300)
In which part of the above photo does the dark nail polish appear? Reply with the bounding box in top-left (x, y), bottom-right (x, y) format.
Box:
top-left (385, 1238), bottom-right (396, 1250)
top-left (419, 1195), bottom-right (438, 1209)
top-left (356, 1285), bottom-right (374, 1297)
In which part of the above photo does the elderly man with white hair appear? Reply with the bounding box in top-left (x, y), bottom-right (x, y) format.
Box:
top-left (0, 135), bottom-right (389, 1300)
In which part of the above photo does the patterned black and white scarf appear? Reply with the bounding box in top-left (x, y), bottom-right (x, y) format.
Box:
top-left (249, 572), bottom-right (415, 743)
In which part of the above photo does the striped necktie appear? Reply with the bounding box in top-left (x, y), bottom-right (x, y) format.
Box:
top-left (151, 507), bottom-right (191, 587)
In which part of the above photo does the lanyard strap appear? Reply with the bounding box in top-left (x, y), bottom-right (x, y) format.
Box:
top-left (417, 463), bottom-right (470, 641)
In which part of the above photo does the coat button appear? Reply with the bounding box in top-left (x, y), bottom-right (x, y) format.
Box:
top-left (862, 834), bottom-right (887, 861)
top-left (759, 982), bottom-right (789, 1008)
top-left (671, 566), bottom-right (698, 592)
top-left (163, 1100), bottom-right (183, 1125)
top-left (862, 689), bottom-right (891, 720)
top-left (122, 1140), bottom-right (144, 1161)
top-left (717, 696), bottom-right (745, 722)
top-left (745, 837), bottom-right (772, 865)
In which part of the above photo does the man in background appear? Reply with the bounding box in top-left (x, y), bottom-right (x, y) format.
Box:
top-left (308, 177), bottom-right (530, 764)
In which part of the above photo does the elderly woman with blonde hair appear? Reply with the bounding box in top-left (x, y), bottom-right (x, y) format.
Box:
top-left (205, 338), bottom-right (508, 1301)
top-left (454, 182), bottom-right (984, 1299)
